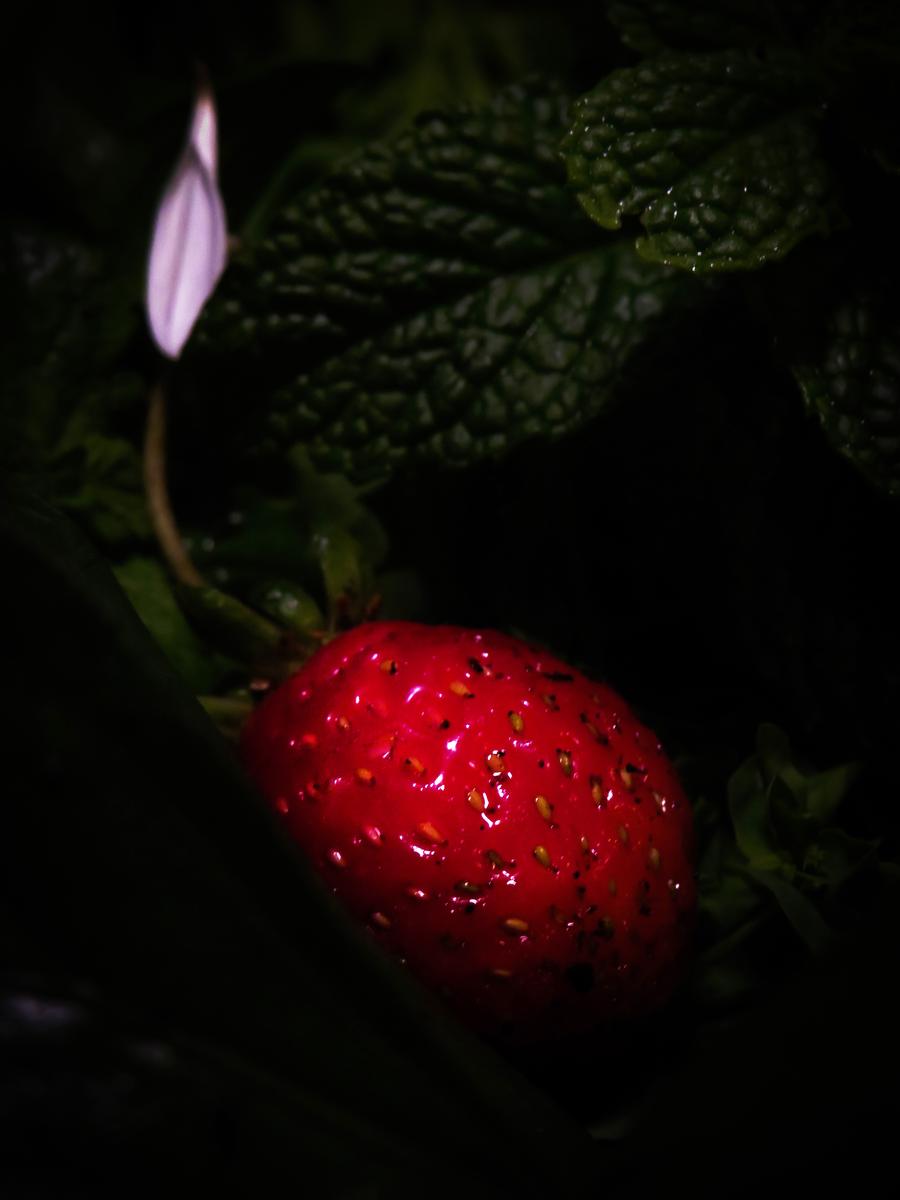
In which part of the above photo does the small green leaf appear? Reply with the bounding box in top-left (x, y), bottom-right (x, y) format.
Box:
top-left (744, 868), bottom-right (831, 953)
top-left (791, 286), bottom-right (900, 496)
top-left (198, 694), bottom-right (255, 741)
top-left (114, 558), bottom-right (220, 694)
top-left (803, 827), bottom-right (878, 888)
top-left (289, 446), bottom-right (387, 552)
top-left (189, 499), bottom-right (314, 583)
top-left (198, 83), bottom-right (698, 480)
top-left (727, 754), bottom-right (782, 870)
top-left (55, 433), bottom-right (150, 546)
top-left (563, 51), bottom-right (834, 271)
top-left (190, 448), bottom-right (389, 621)
top-left (252, 580), bottom-right (325, 638)
top-left (699, 852), bottom-right (763, 933)
top-left (313, 524), bottom-right (370, 620)
top-left (692, 955), bottom-right (761, 1008)
top-left (755, 722), bottom-right (807, 794)
top-left (802, 762), bottom-right (859, 824)
top-left (290, 446), bottom-right (387, 618)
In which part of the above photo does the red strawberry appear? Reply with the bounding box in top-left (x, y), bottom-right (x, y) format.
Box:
top-left (240, 621), bottom-right (696, 1041)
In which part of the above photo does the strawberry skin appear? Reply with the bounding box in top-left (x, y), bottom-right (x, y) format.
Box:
top-left (241, 621), bottom-right (696, 1041)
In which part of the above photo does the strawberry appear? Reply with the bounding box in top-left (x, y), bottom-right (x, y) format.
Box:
top-left (240, 621), bottom-right (696, 1041)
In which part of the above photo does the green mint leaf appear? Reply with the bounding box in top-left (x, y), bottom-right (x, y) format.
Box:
top-left (198, 83), bottom-right (696, 480)
top-left (562, 51), bottom-right (834, 271)
top-left (791, 286), bottom-right (900, 495)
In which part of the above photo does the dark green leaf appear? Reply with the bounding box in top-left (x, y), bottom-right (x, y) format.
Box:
top-left (0, 224), bottom-right (144, 485)
top-left (252, 579), bottom-right (325, 638)
top-left (607, 0), bottom-right (820, 54)
top-left (755, 722), bottom-right (807, 794)
top-left (744, 868), bottom-right (831, 952)
top-left (699, 851), bottom-right (763, 933)
top-left (755, 723), bottom-right (857, 841)
top-left (803, 827), bottom-right (878, 887)
top-left (314, 523), bottom-right (371, 619)
top-left (189, 498), bottom-right (315, 583)
top-left (197, 83), bottom-right (697, 480)
top-left (175, 584), bottom-right (293, 672)
top-left (114, 557), bottom-right (221, 693)
top-left (727, 754), bottom-right (783, 870)
top-left (56, 433), bottom-right (150, 545)
top-left (291, 445), bottom-right (387, 619)
top-left (691, 954), bottom-right (761, 1007)
top-left (198, 694), bottom-right (255, 741)
top-left (562, 51), bottom-right (834, 271)
top-left (791, 286), bottom-right (900, 495)
top-left (190, 447), bottom-right (388, 623)
top-left (0, 484), bottom-right (590, 1195)
top-left (802, 762), bottom-right (859, 824)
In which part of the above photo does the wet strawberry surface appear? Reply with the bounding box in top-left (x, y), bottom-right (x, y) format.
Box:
top-left (241, 622), bottom-right (696, 1040)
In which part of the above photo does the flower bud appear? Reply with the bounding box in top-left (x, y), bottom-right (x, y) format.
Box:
top-left (146, 82), bottom-right (227, 359)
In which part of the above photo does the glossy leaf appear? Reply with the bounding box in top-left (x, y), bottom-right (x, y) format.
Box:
top-left (562, 51), bottom-right (834, 271)
top-left (197, 83), bottom-right (697, 480)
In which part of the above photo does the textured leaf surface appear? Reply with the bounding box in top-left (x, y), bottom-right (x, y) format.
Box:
top-left (198, 84), bottom-right (694, 480)
top-left (792, 287), bottom-right (900, 495)
top-left (562, 52), bottom-right (833, 271)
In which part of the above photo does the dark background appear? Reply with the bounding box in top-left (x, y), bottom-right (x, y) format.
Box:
top-left (3, 1), bottom-right (899, 1194)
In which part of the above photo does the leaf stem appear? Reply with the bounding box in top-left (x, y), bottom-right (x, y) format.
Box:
top-left (143, 377), bottom-right (204, 588)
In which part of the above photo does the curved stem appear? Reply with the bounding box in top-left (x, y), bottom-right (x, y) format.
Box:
top-left (143, 378), bottom-right (204, 588)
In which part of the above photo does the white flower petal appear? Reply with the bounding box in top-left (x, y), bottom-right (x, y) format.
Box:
top-left (146, 85), bottom-right (227, 360)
